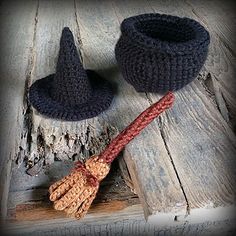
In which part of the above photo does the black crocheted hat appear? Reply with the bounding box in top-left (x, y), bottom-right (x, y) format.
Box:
top-left (115, 13), bottom-right (210, 92)
top-left (29, 27), bottom-right (113, 121)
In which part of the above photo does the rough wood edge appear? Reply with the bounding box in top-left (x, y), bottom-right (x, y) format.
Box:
top-left (0, 0), bottom-right (39, 221)
top-left (4, 205), bottom-right (236, 235)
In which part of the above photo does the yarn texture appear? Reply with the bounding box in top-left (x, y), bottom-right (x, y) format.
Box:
top-left (29, 27), bottom-right (113, 121)
top-left (49, 92), bottom-right (175, 219)
top-left (115, 13), bottom-right (210, 92)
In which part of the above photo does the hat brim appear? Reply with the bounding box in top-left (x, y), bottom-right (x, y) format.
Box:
top-left (29, 70), bottom-right (114, 121)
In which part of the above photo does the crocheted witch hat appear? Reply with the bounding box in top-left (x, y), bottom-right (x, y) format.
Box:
top-left (29, 27), bottom-right (113, 121)
top-left (49, 92), bottom-right (174, 219)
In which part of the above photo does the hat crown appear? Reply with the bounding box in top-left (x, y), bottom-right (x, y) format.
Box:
top-left (51, 27), bottom-right (92, 106)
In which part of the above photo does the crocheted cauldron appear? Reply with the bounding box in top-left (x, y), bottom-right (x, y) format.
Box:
top-left (115, 13), bottom-right (210, 92)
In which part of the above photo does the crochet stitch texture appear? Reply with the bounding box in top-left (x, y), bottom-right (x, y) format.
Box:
top-left (115, 13), bottom-right (210, 92)
top-left (49, 92), bottom-right (175, 219)
top-left (29, 27), bottom-right (113, 121)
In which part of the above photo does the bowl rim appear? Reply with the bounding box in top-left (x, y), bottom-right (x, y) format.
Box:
top-left (120, 13), bottom-right (210, 55)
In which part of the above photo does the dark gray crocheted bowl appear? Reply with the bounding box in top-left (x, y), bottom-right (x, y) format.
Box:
top-left (115, 13), bottom-right (210, 92)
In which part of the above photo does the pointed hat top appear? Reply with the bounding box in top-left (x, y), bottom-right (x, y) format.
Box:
top-left (29, 27), bottom-right (113, 121)
top-left (51, 27), bottom-right (92, 106)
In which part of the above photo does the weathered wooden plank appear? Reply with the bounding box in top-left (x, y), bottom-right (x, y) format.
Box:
top-left (185, 0), bottom-right (236, 126)
top-left (75, 0), bottom-right (186, 220)
top-left (6, 1), bottom-right (139, 221)
top-left (8, 189), bottom-right (48, 209)
top-left (186, 0), bottom-right (236, 54)
top-left (7, 0), bottom-right (134, 217)
top-left (4, 210), bottom-right (236, 236)
top-left (144, 0), bottom-right (236, 216)
top-left (148, 0), bottom-right (236, 125)
top-left (13, 201), bottom-right (136, 221)
top-left (0, 0), bottom-right (38, 219)
top-left (119, 155), bottom-right (136, 193)
top-left (149, 82), bottom-right (236, 206)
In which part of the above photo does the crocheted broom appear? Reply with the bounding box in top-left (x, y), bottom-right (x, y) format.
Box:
top-left (49, 91), bottom-right (174, 219)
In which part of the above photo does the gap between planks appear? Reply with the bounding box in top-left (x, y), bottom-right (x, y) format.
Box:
top-left (79, 0), bottom-right (236, 220)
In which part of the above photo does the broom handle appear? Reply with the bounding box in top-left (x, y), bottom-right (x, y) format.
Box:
top-left (98, 91), bottom-right (175, 163)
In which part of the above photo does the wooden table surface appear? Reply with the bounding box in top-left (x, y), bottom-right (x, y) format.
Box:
top-left (0, 0), bottom-right (235, 235)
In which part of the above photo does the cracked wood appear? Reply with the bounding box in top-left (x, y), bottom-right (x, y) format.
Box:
top-left (75, 0), bottom-right (186, 220)
top-left (0, 0), bottom-right (38, 219)
top-left (181, 0), bottom-right (236, 126)
top-left (23, 0), bottom-right (117, 170)
top-left (6, 0), bottom-right (138, 228)
top-left (146, 0), bottom-right (236, 213)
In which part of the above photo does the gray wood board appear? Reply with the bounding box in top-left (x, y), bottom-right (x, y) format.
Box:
top-left (185, 0), bottom-right (236, 127)
top-left (76, 0), bottom-right (236, 220)
top-left (0, 0), bottom-right (38, 219)
top-left (6, 0), bottom-right (133, 221)
top-left (4, 215), bottom-right (236, 236)
top-left (150, 0), bottom-right (236, 126)
top-left (186, 0), bottom-right (236, 55)
top-left (75, 0), bottom-right (187, 220)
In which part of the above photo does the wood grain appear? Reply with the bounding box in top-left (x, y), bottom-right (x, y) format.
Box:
top-left (186, 0), bottom-right (236, 54)
top-left (9, 200), bottom-right (133, 222)
top-left (145, 0), bottom-right (236, 211)
top-left (19, 0), bottom-right (119, 181)
top-left (149, 82), bottom-right (236, 206)
top-left (0, 0), bottom-right (38, 219)
top-left (148, 0), bottom-right (236, 125)
top-left (75, 0), bottom-right (186, 219)
top-left (5, 206), bottom-right (236, 236)
top-left (186, 0), bottom-right (236, 127)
